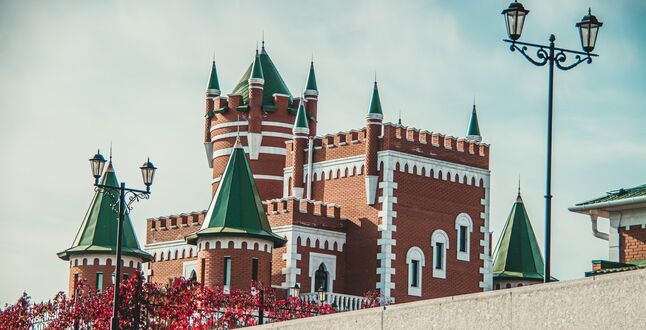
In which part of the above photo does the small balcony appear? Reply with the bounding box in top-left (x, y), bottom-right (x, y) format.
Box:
top-left (299, 292), bottom-right (365, 311)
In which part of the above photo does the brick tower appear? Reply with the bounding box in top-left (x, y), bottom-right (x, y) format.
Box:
top-left (203, 45), bottom-right (315, 200)
top-left (58, 162), bottom-right (152, 295)
top-left (186, 139), bottom-right (286, 290)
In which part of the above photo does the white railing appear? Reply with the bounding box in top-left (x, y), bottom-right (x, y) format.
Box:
top-left (299, 292), bottom-right (365, 311)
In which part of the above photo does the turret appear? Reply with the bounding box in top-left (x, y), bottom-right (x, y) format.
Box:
top-left (58, 162), bottom-right (152, 296)
top-left (204, 60), bottom-right (221, 166)
top-left (186, 139), bottom-right (286, 290)
top-left (466, 102), bottom-right (482, 142)
top-left (365, 80), bottom-right (383, 205)
top-left (290, 100), bottom-right (310, 198)
top-left (247, 50), bottom-right (265, 160)
top-left (303, 61), bottom-right (319, 136)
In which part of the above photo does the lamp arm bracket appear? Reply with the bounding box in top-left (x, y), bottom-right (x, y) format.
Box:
top-left (554, 50), bottom-right (593, 71)
top-left (507, 42), bottom-right (549, 67)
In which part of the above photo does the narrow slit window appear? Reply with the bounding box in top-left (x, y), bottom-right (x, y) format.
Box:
top-left (459, 225), bottom-right (467, 253)
top-left (435, 242), bottom-right (444, 270)
top-left (224, 257), bottom-right (232, 286)
top-left (96, 273), bottom-right (103, 293)
top-left (410, 260), bottom-right (419, 287)
top-left (252, 258), bottom-right (259, 281)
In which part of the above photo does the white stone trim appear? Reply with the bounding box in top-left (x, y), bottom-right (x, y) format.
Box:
top-left (248, 78), bottom-right (265, 85)
top-left (479, 176), bottom-right (493, 291)
top-left (212, 174), bottom-right (283, 184)
top-left (455, 213), bottom-right (474, 262)
top-left (406, 246), bottom-right (425, 297)
top-left (145, 240), bottom-right (198, 262)
top-left (182, 260), bottom-right (198, 279)
top-left (212, 146), bottom-right (286, 159)
top-left (431, 229), bottom-right (449, 279)
top-left (376, 157), bottom-right (397, 299)
top-left (295, 155), bottom-right (365, 182)
top-left (210, 120), bottom-right (293, 131)
top-left (376, 150), bottom-right (490, 188)
top-left (309, 252), bottom-right (337, 293)
top-left (197, 237), bottom-right (273, 253)
top-left (70, 254), bottom-right (141, 268)
top-left (272, 225), bottom-right (346, 252)
top-left (211, 131), bottom-right (293, 142)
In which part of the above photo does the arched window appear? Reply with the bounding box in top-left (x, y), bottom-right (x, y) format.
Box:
top-left (314, 263), bottom-right (329, 292)
top-left (431, 229), bottom-right (449, 279)
top-left (406, 247), bottom-right (425, 296)
top-left (506, 283), bottom-right (511, 289)
top-left (455, 213), bottom-right (474, 261)
top-left (495, 283), bottom-right (500, 290)
top-left (189, 270), bottom-right (197, 281)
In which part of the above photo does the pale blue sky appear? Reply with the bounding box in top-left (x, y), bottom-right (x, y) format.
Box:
top-left (1, 0), bottom-right (645, 305)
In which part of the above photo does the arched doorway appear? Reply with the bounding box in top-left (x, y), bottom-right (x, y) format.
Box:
top-left (314, 263), bottom-right (328, 292)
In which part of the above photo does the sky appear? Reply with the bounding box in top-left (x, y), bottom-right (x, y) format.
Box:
top-left (1, 0), bottom-right (645, 305)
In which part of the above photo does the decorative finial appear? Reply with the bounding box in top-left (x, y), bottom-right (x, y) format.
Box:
top-left (374, 71), bottom-right (377, 83)
top-left (109, 141), bottom-right (113, 164)
top-left (212, 51), bottom-right (215, 62)
top-left (588, 7), bottom-right (591, 15)
top-left (262, 31), bottom-right (265, 49)
top-left (311, 52), bottom-right (314, 63)
top-left (398, 110), bottom-right (402, 125)
top-left (518, 174), bottom-right (521, 196)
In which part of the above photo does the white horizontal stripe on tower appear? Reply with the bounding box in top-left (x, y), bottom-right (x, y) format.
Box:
top-left (212, 174), bottom-right (284, 184)
top-left (212, 146), bottom-right (286, 159)
top-left (211, 131), bottom-right (293, 142)
top-left (211, 120), bottom-right (293, 132)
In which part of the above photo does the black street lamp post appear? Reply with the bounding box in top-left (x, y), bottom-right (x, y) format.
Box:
top-left (89, 150), bottom-right (157, 330)
top-left (501, 2), bottom-right (602, 283)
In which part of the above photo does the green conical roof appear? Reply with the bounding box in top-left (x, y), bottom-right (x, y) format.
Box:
top-left (231, 47), bottom-right (292, 105)
top-left (57, 163), bottom-right (152, 261)
top-left (368, 81), bottom-right (383, 116)
top-left (467, 104), bottom-right (481, 137)
top-left (207, 60), bottom-right (220, 91)
top-left (492, 193), bottom-right (544, 281)
top-left (305, 61), bottom-right (317, 91)
top-left (186, 140), bottom-right (286, 247)
top-left (293, 100), bottom-right (309, 133)
top-left (250, 50), bottom-right (264, 80)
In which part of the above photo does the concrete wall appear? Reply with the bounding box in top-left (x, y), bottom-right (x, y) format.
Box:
top-left (254, 269), bottom-right (646, 329)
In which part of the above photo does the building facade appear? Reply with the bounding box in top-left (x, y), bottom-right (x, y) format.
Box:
top-left (569, 184), bottom-right (646, 276)
top-left (142, 45), bottom-right (493, 304)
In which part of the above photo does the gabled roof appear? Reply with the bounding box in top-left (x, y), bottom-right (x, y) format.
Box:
top-left (207, 60), bottom-right (220, 91)
top-left (231, 47), bottom-right (292, 105)
top-left (467, 104), bottom-right (481, 137)
top-left (575, 184), bottom-right (646, 206)
top-left (305, 61), bottom-right (317, 92)
top-left (57, 163), bottom-right (152, 261)
top-left (368, 81), bottom-right (383, 116)
top-left (492, 193), bottom-right (545, 281)
top-left (186, 140), bottom-right (286, 247)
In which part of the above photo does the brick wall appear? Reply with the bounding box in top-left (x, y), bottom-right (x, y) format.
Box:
top-left (295, 240), bottom-right (346, 294)
top-left (68, 259), bottom-right (140, 295)
top-left (620, 225), bottom-right (646, 263)
top-left (197, 244), bottom-right (273, 290)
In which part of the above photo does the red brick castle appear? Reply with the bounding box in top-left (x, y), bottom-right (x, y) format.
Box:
top-left (61, 44), bottom-right (493, 306)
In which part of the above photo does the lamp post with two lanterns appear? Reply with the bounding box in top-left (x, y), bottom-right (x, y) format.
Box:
top-left (500, 1), bottom-right (603, 283)
top-left (89, 150), bottom-right (157, 330)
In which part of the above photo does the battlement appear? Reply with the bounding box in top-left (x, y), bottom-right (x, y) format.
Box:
top-left (264, 197), bottom-right (346, 232)
top-left (286, 122), bottom-right (489, 170)
top-left (146, 210), bottom-right (206, 243)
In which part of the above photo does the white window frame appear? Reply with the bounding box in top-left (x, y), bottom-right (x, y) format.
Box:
top-left (455, 213), bottom-right (474, 261)
top-left (182, 260), bottom-right (198, 279)
top-left (406, 246), bottom-right (425, 296)
top-left (96, 272), bottom-right (104, 293)
top-left (308, 252), bottom-right (336, 293)
top-left (431, 229), bottom-right (449, 279)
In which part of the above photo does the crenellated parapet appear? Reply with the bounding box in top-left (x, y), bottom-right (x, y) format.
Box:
top-left (264, 197), bottom-right (346, 232)
top-left (146, 210), bottom-right (206, 244)
top-left (381, 123), bottom-right (489, 169)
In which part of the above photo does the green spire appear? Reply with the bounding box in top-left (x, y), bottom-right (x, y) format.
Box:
top-left (250, 50), bottom-right (264, 81)
top-left (231, 47), bottom-right (292, 105)
top-left (305, 61), bottom-right (318, 92)
top-left (186, 140), bottom-right (286, 247)
top-left (57, 163), bottom-right (152, 261)
top-left (492, 192), bottom-right (545, 281)
top-left (293, 99), bottom-right (309, 134)
top-left (207, 60), bottom-right (220, 92)
top-left (467, 103), bottom-right (481, 138)
top-left (368, 81), bottom-right (383, 117)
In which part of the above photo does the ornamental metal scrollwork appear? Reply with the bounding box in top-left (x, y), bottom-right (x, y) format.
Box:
top-left (126, 190), bottom-right (150, 211)
top-left (509, 43), bottom-right (549, 67)
top-left (554, 50), bottom-right (593, 71)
